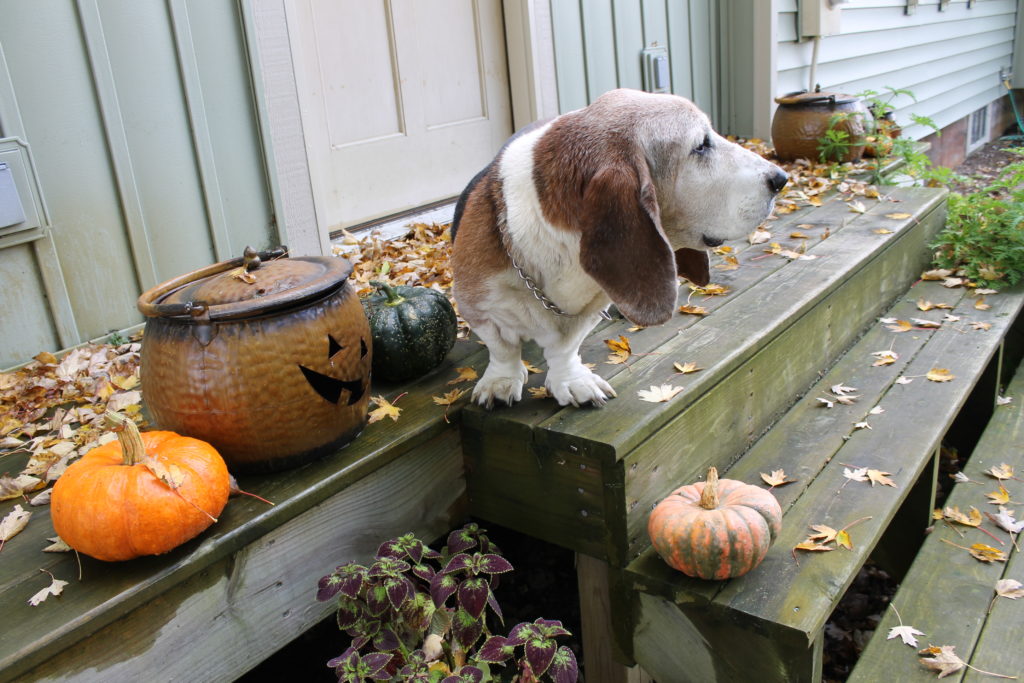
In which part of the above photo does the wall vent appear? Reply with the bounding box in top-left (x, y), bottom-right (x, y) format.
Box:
top-left (967, 105), bottom-right (989, 154)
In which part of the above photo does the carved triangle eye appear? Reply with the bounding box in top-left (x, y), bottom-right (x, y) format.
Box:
top-left (328, 334), bottom-right (344, 358)
top-left (360, 337), bottom-right (368, 358)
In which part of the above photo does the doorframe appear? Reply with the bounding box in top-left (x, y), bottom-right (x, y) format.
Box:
top-left (240, 0), bottom-right (555, 256)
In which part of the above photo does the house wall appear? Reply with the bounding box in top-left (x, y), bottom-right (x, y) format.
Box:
top-left (548, 0), bottom-right (720, 125)
top-left (0, 1), bottom-right (274, 369)
top-left (776, 0), bottom-right (1017, 155)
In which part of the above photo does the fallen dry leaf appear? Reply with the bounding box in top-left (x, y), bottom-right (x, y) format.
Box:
top-left (672, 361), bottom-right (702, 375)
top-left (808, 524), bottom-right (839, 544)
top-left (432, 388), bottom-right (466, 407)
top-left (895, 376), bottom-right (914, 385)
top-left (888, 624), bottom-right (925, 647)
top-left (873, 228), bottom-right (893, 235)
top-left (761, 469), bottom-right (795, 487)
top-left (27, 570), bottom-right (68, 606)
top-left (968, 543), bottom-right (1007, 563)
top-left (987, 506), bottom-right (1024, 534)
top-left (522, 360), bottom-right (543, 374)
top-left (975, 297), bottom-right (991, 311)
top-left (848, 200), bottom-right (867, 214)
top-left (985, 463), bottom-right (1015, 480)
top-left (943, 505), bottom-right (983, 527)
top-left (794, 540), bottom-right (834, 552)
top-left (971, 321), bottom-right (993, 331)
top-left (885, 320), bottom-right (913, 333)
top-left (447, 367), bottom-right (478, 385)
top-left (885, 212), bottom-right (913, 220)
top-left (843, 467), bottom-right (869, 483)
top-left (867, 469), bottom-right (896, 487)
top-left (871, 349), bottom-right (898, 366)
top-left (0, 474), bottom-right (46, 501)
top-left (0, 504), bottom-right (32, 550)
top-left (921, 268), bottom-right (953, 281)
top-left (926, 368), bottom-right (955, 383)
top-left (637, 385), bottom-right (684, 403)
top-left (995, 578), bottom-right (1024, 599)
top-left (918, 644), bottom-right (965, 678)
top-left (43, 536), bottom-right (72, 553)
top-left (911, 318), bottom-right (942, 329)
top-left (985, 485), bottom-right (1013, 505)
top-left (748, 228), bottom-right (771, 245)
top-left (604, 336), bottom-right (632, 365)
top-left (368, 396), bottom-right (402, 424)
top-left (527, 386), bottom-right (551, 399)
top-left (678, 304), bottom-right (708, 316)
top-left (835, 529), bottom-right (853, 550)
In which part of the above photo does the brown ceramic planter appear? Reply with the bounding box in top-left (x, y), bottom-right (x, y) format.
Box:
top-left (771, 90), bottom-right (870, 163)
top-left (137, 247), bottom-right (372, 473)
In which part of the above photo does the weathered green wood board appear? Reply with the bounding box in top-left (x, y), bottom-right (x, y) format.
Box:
top-left (850, 359), bottom-right (1024, 683)
top-left (0, 335), bottom-right (482, 682)
top-left (626, 283), bottom-right (1024, 681)
top-left (464, 187), bottom-right (949, 566)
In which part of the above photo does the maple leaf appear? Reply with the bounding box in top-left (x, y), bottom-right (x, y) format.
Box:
top-left (987, 506), bottom-right (1024, 534)
top-left (943, 505), bottom-right (982, 527)
top-left (968, 543), bottom-right (1007, 563)
top-left (831, 384), bottom-right (858, 396)
top-left (976, 288), bottom-right (999, 295)
top-left (985, 485), bottom-right (1013, 505)
top-left (604, 336), bottom-right (632, 364)
top-left (637, 385), bottom-right (684, 403)
top-left (43, 536), bottom-right (72, 553)
top-left (447, 367), bottom-right (478, 385)
top-left (817, 397), bottom-right (835, 408)
top-left (715, 255), bottom-right (740, 271)
top-left (790, 231), bottom-right (809, 239)
top-left (808, 524), bottom-right (838, 543)
top-left (873, 228), bottom-right (893, 235)
top-left (853, 421), bottom-right (872, 431)
top-left (748, 228), bottom-right (771, 245)
top-left (527, 386), bottom-right (551, 399)
top-left (867, 469), bottom-right (896, 487)
top-left (678, 304), bottom-right (708, 316)
top-left (886, 212), bottom-right (913, 220)
top-left (368, 396), bottom-right (402, 424)
top-left (672, 361), bottom-right (702, 374)
top-left (888, 624), bottom-right (925, 647)
top-left (761, 469), bottom-right (795, 487)
top-left (974, 297), bottom-right (991, 311)
top-left (689, 283), bottom-right (730, 296)
top-left (971, 321), bottom-right (992, 331)
top-left (848, 200), bottom-right (867, 213)
top-left (996, 395), bottom-right (1013, 406)
top-left (27, 570), bottom-right (69, 606)
top-left (794, 540), bottom-right (834, 552)
top-left (843, 467), bottom-right (869, 482)
top-left (143, 456), bottom-right (186, 491)
top-left (0, 504), bottom-right (32, 550)
top-left (995, 578), bottom-right (1024, 599)
top-left (886, 319), bottom-right (913, 333)
top-left (895, 376), bottom-right (914, 385)
top-left (942, 277), bottom-right (964, 288)
top-left (835, 529), bottom-right (853, 550)
top-left (951, 471), bottom-right (971, 483)
top-left (871, 349), bottom-right (898, 366)
top-left (0, 474), bottom-right (46, 501)
top-left (926, 368), bottom-right (955, 383)
top-left (432, 388), bottom-right (466, 406)
top-left (868, 406), bottom-right (885, 415)
top-left (911, 318), bottom-right (941, 329)
top-left (985, 463), bottom-right (1014, 480)
top-left (522, 360), bottom-right (543, 374)
top-left (918, 644), bottom-right (965, 678)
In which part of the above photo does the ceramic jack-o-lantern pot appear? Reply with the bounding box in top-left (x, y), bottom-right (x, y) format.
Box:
top-left (771, 89), bottom-right (870, 163)
top-left (137, 247), bottom-right (372, 473)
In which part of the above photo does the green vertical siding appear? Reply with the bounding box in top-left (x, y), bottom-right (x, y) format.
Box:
top-left (0, 0), bottom-right (274, 369)
top-left (550, 0), bottom-right (720, 125)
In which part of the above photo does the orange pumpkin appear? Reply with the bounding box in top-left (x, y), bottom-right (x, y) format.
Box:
top-left (51, 411), bottom-right (230, 561)
top-left (647, 467), bottom-right (782, 580)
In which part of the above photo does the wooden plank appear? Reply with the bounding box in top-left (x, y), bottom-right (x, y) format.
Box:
top-left (850, 360), bottom-right (1024, 683)
top-left (549, 0), bottom-right (588, 111)
top-left (577, 554), bottom-right (653, 683)
top-left (715, 286), bottom-right (1024, 643)
top-left (5, 433), bottom-right (465, 682)
top-left (612, 0), bottom-right (645, 90)
top-left (0, 336), bottom-right (483, 681)
top-left (581, 0), bottom-right (619, 101)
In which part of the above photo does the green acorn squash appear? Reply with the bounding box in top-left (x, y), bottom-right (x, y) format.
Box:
top-left (362, 280), bottom-right (457, 382)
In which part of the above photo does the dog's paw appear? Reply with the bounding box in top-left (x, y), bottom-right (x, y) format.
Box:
top-left (472, 364), bottom-right (529, 409)
top-left (546, 369), bottom-right (616, 407)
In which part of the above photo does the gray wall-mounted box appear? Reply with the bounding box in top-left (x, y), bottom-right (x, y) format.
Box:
top-left (0, 161), bottom-right (27, 228)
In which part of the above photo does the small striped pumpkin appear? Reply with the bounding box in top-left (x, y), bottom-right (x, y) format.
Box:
top-left (647, 467), bottom-right (782, 580)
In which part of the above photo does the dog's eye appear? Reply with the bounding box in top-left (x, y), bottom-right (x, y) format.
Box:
top-left (693, 134), bottom-right (712, 156)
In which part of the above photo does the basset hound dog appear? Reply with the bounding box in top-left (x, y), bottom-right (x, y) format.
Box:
top-left (451, 89), bottom-right (788, 408)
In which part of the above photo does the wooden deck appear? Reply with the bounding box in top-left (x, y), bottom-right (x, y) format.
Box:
top-left (3, 181), bottom-right (1023, 682)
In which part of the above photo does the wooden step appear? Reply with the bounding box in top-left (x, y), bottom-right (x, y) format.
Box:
top-left (625, 279), bottom-right (1024, 682)
top-left (849, 359), bottom-right (1024, 683)
top-left (462, 186), bottom-right (949, 568)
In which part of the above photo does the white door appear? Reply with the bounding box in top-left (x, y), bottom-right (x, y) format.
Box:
top-left (287, 0), bottom-right (513, 230)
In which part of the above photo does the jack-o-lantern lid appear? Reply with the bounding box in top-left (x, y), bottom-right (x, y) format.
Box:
top-left (137, 246), bottom-right (355, 321)
top-left (774, 89), bottom-right (861, 107)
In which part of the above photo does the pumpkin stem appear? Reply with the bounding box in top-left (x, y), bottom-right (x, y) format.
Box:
top-left (370, 280), bottom-right (406, 306)
top-left (699, 467), bottom-right (720, 510)
top-left (103, 411), bottom-right (147, 466)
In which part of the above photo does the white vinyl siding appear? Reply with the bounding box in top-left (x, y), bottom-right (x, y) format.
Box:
top-left (776, 0), bottom-right (1016, 140)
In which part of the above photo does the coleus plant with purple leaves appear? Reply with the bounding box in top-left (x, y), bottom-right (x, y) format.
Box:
top-left (316, 523), bottom-right (579, 683)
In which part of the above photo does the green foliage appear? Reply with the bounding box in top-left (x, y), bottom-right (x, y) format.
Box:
top-left (817, 123), bottom-right (858, 163)
top-left (932, 150), bottom-right (1024, 289)
top-left (106, 331), bottom-right (127, 347)
top-left (316, 524), bottom-right (579, 683)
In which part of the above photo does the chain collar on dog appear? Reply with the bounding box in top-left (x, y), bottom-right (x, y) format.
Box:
top-left (496, 212), bottom-right (612, 320)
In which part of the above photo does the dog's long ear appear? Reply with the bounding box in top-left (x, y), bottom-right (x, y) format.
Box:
top-left (579, 161), bottom-right (678, 326)
top-left (674, 248), bottom-right (710, 287)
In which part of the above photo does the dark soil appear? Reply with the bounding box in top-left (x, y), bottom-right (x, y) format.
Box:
top-left (243, 136), bottom-right (1021, 683)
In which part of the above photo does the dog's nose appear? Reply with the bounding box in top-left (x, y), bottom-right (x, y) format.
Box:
top-left (768, 168), bottom-right (789, 194)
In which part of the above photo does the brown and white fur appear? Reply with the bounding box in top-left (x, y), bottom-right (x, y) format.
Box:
top-left (451, 89), bottom-right (787, 408)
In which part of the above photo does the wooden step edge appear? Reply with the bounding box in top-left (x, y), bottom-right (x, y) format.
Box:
top-left (848, 360), bottom-right (1024, 683)
top-left (533, 188), bottom-right (948, 456)
top-left (460, 186), bottom-right (945, 441)
top-left (715, 287), bottom-right (1024, 638)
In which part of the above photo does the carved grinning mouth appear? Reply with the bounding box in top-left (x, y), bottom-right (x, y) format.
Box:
top-left (298, 334), bottom-right (369, 405)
